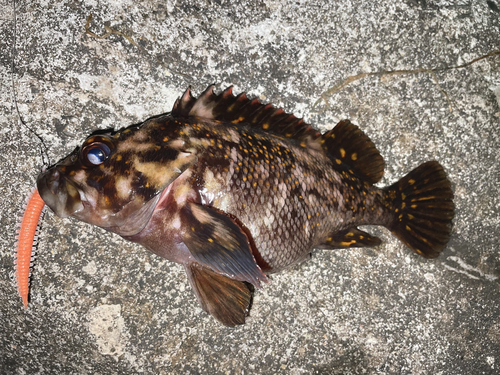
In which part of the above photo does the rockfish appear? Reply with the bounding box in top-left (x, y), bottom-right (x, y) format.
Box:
top-left (37, 86), bottom-right (454, 326)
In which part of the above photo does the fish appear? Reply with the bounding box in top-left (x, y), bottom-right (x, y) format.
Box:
top-left (36, 85), bottom-right (454, 326)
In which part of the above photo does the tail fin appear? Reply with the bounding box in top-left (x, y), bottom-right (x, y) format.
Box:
top-left (385, 161), bottom-right (454, 258)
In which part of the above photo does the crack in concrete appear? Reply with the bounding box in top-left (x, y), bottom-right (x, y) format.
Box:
top-left (313, 50), bottom-right (500, 113)
top-left (84, 14), bottom-right (138, 47)
top-left (445, 255), bottom-right (498, 282)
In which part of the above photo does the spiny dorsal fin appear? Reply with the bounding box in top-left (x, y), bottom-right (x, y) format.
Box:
top-left (322, 120), bottom-right (385, 184)
top-left (171, 86), bottom-right (197, 116)
top-left (171, 85), bottom-right (321, 148)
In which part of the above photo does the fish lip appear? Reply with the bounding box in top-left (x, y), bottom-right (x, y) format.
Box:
top-left (36, 167), bottom-right (84, 218)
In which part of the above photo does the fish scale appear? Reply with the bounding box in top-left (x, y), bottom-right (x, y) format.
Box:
top-left (36, 85), bottom-right (454, 326)
top-left (188, 125), bottom-right (338, 271)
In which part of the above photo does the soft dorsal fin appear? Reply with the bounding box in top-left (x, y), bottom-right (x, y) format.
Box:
top-left (171, 85), bottom-right (321, 148)
top-left (322, 120), bottom-right (385, 184)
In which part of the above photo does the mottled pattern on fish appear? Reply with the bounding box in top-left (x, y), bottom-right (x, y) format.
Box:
top-left (37, 86), bottom-right (454, 326)
top-left (183, 119), bottom-right (388, 273)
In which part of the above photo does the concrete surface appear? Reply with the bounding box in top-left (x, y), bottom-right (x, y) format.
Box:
top-left (1, 0), bottom-right (499, 374)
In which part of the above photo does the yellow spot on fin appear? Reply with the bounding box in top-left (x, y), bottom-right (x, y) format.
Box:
top-left (386, 162), bottom-right (454, 258)
top-left (320, 228), bottom-right (382, 249)
top-left (321, 120), bottom-right (384, 184)
top-left (339, 241), bottom-right (356, 246)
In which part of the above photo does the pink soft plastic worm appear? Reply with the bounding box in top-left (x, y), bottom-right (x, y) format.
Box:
top-left (14, 188), bottom-right (45, 309)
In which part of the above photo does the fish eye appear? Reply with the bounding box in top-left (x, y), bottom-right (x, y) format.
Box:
top-left (84, 143), bottom-right (111, 165)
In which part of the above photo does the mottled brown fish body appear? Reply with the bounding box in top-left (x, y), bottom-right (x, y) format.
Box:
top-left (37, 86), bottom-right (454, 326)
top-left (171, 118), bottom-right (388, 273)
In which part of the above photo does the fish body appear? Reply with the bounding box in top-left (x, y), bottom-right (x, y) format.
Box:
top-left (37, 86), bottom-right (454, 326)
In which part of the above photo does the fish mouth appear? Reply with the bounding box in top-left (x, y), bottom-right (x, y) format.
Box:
top-left (37, 167), bottom-right (84, 218)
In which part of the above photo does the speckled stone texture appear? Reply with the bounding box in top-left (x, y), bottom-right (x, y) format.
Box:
top-left (1, 0), bottom-right (499, 374)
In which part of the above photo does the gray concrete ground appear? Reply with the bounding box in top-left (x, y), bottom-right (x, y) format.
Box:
top-left (1, 0), bottom-right (499, 374)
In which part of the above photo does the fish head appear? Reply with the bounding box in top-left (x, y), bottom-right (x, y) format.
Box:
top-left (37, 117), bottom-right (197, 236)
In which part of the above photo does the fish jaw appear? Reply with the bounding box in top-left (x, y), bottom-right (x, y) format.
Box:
top-left (37, 166), bottom-right (84, 219)
top-left (37, 164), bottom-right (162, 237)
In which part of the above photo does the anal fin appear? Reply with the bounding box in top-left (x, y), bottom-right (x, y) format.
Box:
top-left (317, 228), bottom-right (382, 249)
top-left (185, 263), bottom-right (253, 327)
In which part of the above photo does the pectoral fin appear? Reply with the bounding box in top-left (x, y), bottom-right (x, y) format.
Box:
top-left (185, 263), bottom-right (253, 326)
top-left (318, 228), bottom-right (382, 249)
top-left (180, 202), bottom-right (268, 287)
